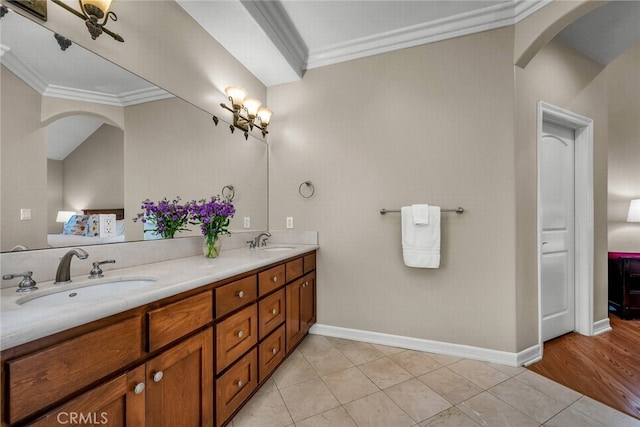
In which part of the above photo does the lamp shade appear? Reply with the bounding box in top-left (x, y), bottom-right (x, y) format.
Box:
top-left (56, 211), bottom-right (76, 223)
top-left (243, 98), bottom-right (262, 117)
top-left (81, 0), bottom-right (113, 14)
top-left (225, 86), bottom-right (246, 108)
top-left (257, 108), bottom-right (273, 125)
top-left (627, 199), bottom-right (640, 222)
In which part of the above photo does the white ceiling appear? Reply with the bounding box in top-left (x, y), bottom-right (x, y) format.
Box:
top-left (557, 0), bottom-right (640, 65)
top-left (2, 0), bottom-right (639, 157)
top-left (177, 0), bottom-right (549, 87)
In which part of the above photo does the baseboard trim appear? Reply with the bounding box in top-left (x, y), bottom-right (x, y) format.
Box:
top-left (592, 317), bottom-right (612, 336)
top-left (309, 324), bottom-right (541, 367)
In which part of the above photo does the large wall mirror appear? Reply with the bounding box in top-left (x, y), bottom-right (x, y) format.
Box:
top-left (0, 8), bottom-right (268, 252)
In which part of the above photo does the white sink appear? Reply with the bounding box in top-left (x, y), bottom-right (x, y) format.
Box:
top-left (260, 246), bottom-right (295, 252)
top-left (17, 277), bottom-right (158, 307)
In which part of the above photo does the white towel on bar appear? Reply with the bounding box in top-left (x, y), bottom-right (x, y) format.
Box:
top-left (412, 204), bottom-right (430, 224)
top-left (401, 205), bottom-right (441, 268)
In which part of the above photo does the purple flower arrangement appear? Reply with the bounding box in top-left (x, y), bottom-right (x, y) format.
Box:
top-left (188, 196), bottom-right (235, 258)
top-left (133, 196), bottom-right (191, 239)
top-left (133, 196), bottom-right (235, 256)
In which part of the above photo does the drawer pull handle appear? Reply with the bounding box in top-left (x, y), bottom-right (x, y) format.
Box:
top-left (302, 281), bottom-right (308, 288)
top-left (271, 348), bottom-right (277, 355)
top-left (236, 380), bottom-right (243, 388)
top-left (134, 382), bottom-right (145, 394)
top-left (153, 371), bottom-right (164, 383)
top-left (237, 290), bottom-right (245, 298)
top-left (271, 308), bottom-right (278, 315)
top-left (272, 276), bottom-right (278, 282)
top-left (236, 330), bottom-right (244, 338)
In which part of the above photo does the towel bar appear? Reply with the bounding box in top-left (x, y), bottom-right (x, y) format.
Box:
top-left (380, 207), bottom-right (464, 215)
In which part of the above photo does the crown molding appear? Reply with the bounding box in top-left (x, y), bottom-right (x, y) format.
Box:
top-left (1, 49), bottom-right (171, 106)
top-left (305, 0), bottom-right (552, 70)
top-left (240, 0), bottom-right (307, 78)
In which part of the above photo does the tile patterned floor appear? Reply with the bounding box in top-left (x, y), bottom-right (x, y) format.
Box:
top-left (230, 334), bottom-right (640, 427)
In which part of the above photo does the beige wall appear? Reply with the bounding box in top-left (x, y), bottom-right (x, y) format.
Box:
top-left (63, 124), bottom-right (124, 213)
top-left (1, 67), bottom-right (48, 251)
top-left (607, 42), bottom-right (640, 252)
top-left (514, 38), bottom-right (609, 347)
top-left (47, 159), bottom-right (63, 234)
top-left (124, 97), bottom-right (268, 242)
top-left (269, 27), bottom-right (520, 352)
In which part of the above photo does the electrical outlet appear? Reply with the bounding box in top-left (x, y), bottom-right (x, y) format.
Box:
top-left (286, 217), bottom-right (294, 229)
top-left (100, 214), bottom-right (117, 237)
top-left (244, 217), bottom-right (251, 228)
top-left (20, 209), bottom-right (31, 220)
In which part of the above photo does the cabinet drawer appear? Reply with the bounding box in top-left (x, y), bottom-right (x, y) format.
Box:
top-left (148, 290), bottom-right (213, 352)
top-left (29, 365), bottom-right (146, 427)
top-left (216, 348), bottom-right (258, 426)
top-left (258, 288), bottom-right (285, 339)
top-left (215, 275), bottom-right (257, 317)
top-left (304, 252), bottom-right (316, 273)
top-left (7, 316), bottom-right (143, 424)
top-left (259, 325), bottom-right (285, 383)
top-left (258, 264), bottom-right (285, 296)
top-left (216, 304), bottom-right (258, 374)
top-left (286, 257), bottom-right (304, 282)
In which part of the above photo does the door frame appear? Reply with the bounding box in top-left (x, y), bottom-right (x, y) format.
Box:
top-left (537, 101), bottom-right (594, 350)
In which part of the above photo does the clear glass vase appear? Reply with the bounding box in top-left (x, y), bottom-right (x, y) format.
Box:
top-left (203, 233), bottom-right (221, 258)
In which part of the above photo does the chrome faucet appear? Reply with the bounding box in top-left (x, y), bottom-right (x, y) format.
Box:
top-left (55, 248), bottom-right (89, 284)
top-left (88, 260), bottom-right (116, 279)
top-left (248, 232), bottom-right (271, 248)
top-left (2, 271), bottom-right (38, 293)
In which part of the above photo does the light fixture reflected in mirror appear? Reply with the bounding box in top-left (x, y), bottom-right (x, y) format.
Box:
top-left (56, 210), bottom-right (76, 224)
top-left (215, 86), bottom-right (273, 140)
top-left (627, 199), bottom-right (640, 222)
top-left (51, 0), bottom-right (124, 42)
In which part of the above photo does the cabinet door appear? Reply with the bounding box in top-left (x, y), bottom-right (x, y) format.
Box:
top-left (30, 365), bottom-right (145, 426)
top-left (300, 271), bottom-right (316, 333)
top-left (286, 272), bottom-right (317, 353)
top-left (146, 329), bottom-right (213, 427)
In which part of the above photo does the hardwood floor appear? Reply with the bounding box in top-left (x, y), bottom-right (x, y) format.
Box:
top-left (528, 315), bottom-right (640, 420)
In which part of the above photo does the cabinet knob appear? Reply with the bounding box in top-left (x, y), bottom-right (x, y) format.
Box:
top-left (271, 348), bottom-right (277, 355)
top-left (236, 330), bottom-right (244, 338)
top-left (134, 382), bottom-right (145, 394)
top-left (271, 308), bottom-right (278, 315)
top-left (302, 281), bottom-right (308, 288)
top-left (237, 290), bottom-right (244, 298)
top-left (153, 371), bottom-right (164, 383)
top-left (272, 276), bottom-right (278, 282)
top-left (236, 380), bottom-right (243, 388)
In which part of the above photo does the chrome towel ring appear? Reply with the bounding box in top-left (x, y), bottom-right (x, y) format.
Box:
top-left (299, 181), bottom-right (315, 199)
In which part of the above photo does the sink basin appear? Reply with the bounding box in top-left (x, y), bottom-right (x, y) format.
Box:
top-left (260, 246), bottom-right (295, 252)
top-left (17, 277), bottom-right (158, 306)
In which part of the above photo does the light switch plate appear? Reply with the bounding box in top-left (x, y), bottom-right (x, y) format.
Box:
top-left (20, 209), bottom-right (31, 220)
top-left (286, 217), bottom-right (294, 229)
top-left (244, 217), bottom-right (251, 228)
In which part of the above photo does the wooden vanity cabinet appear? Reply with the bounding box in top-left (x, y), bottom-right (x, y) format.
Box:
top-left (286, 271), bottom-right (316, 353)
top-left (28, 365), bottom-right (146, 426)
top-left (146, 329), bottom-right (214, 426)
top-left (1, 250), bottom-right (316, 427)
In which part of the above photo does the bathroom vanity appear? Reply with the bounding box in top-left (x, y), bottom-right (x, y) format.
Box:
top-left (0, 246), bottom-right (317, 427)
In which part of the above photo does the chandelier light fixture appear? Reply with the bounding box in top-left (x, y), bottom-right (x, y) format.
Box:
top-left (51, 0), bottom-right (124, 42)
top-left (217, 86), bottom-right (273, 140)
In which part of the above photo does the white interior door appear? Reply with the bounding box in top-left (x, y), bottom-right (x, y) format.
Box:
top-left (540, 121), bottom-right (575, 342)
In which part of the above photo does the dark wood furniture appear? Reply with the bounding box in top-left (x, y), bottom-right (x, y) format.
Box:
top-left (82, 208), bottom-right (125, 220)
top-left (608, 252), bottom-right (640, 320)
top-left (0, 250), bottom-right (316, 427)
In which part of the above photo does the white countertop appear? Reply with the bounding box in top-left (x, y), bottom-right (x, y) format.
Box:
top-left (0, 244), bottom-right (318, 351)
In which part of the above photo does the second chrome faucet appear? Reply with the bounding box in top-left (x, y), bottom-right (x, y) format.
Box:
top-left (54, 248), bottom-right (89, 284)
